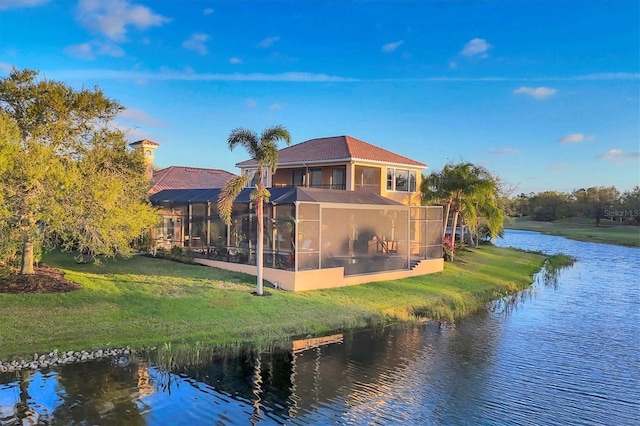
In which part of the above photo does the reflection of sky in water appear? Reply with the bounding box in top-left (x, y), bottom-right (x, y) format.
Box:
top-left (138, 368), bottom-right (282, 425)
top-left (0, 383), bottom-right (19, 419)
top-left (0, 371), bottom-right (64, 422)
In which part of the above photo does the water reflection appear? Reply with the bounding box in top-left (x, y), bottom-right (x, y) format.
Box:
top-left (1, 230), bottom-right (639, 425)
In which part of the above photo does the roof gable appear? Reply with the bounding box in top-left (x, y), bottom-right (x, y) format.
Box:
top-left (149, 166), bottom-right (236, 195)
top-left (236, 135), bottom-right (425, 168)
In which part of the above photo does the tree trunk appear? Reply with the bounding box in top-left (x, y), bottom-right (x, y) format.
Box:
top-left (256, 197), bottom-right (264, 295)
top-left (450, 210), bottom-right (459, 261)
top-left (442, 201), bottom-right (452, 240)
top-left (20, 232), bottom-right (35, 275)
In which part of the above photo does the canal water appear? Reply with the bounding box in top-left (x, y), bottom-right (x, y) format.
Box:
top-left (1, 230), bottom-right (639, 425)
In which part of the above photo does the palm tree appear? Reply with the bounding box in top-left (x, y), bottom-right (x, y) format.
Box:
top-left (422, 162), bottom-right (503, 258)
top-left (217, 125), bottom-right (291, 295)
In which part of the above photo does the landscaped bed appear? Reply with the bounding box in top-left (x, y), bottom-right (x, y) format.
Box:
top-left (0, 246), bottom-right (545, 359)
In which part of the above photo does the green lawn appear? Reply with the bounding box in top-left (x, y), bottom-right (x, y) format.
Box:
top-left (0, 246), bottom-right (544, 359)
top-left (505, 217), bottom-right (640, 247)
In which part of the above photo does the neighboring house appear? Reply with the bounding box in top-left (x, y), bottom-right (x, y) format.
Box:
top-left (133, 136), bottom-right (443, 292)
top-left (129, 139), bottom-right (236, 195)
top-left (237, 135), bottom-right (425, 205)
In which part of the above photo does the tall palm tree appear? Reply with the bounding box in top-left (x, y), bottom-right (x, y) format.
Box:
top-left (422, 162), bottom-right (503, 259)
top-left (217, 125), bottom-right (291, 295)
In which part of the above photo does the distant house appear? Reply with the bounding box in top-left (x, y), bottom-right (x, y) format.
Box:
top-left (148, 166), bottom-right (235, 195)
top-left (133, 136), bottom-right (443, 292)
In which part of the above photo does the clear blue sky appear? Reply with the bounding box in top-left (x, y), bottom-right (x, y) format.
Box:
top-left (1, 0), bottom-right (638, 195)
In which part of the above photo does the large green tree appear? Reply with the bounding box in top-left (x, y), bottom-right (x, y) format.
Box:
top-left (0, 68), bottom-right (157, 275)
top-left (573, 186), bottom-right (621, 226)
top-left (217, 125), bottom-right (291, 295)
top-left (422, 162), bottom-right (504, 256)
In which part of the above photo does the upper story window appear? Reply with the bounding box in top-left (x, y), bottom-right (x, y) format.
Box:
top-left (386, 168), bottom-right (417, 192)
top-left (292, 168), bottom-right (323, 187)
top-left (245, 168), bottom-right (268, 188)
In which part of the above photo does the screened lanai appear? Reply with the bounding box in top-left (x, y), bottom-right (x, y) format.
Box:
top-left (149, 186), bottom-right (443, 279)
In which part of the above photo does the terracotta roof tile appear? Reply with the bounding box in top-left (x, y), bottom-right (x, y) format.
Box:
top-left (236, 135), bottom-right (425, 168)
top-left (149, 166), bottom-right (236, 195)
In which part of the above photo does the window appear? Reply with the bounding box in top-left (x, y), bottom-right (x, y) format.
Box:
top-left (245, 168), bottom-right (268, 187)
top-left (292, 168), bottom-right (322, 187)
top-left (331, 167), bottom-right (346, 189)
top-left (292, 169), bottom-right (305, 186)
top-left (386, 169), bottom-right (394, 191)
top-left (387, 168), bottom-right (417, 192)
top-left (309, 169), bottom-right (323, 187)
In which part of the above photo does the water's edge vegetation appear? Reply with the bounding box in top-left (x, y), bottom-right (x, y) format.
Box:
top-left (506, 217), bottom-right (640, 247)
top-left (0, 245), bottom-right (547, 360)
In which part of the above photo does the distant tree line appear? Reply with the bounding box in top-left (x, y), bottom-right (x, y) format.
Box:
top-left (504, 186), bottom-right (640, 226)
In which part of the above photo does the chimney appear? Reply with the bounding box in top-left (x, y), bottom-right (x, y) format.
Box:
top-left (129, 139), bottom-right (159, 181)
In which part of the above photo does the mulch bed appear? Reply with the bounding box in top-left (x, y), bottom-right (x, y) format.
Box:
top-left (0, 266), bottom-right (82, 294)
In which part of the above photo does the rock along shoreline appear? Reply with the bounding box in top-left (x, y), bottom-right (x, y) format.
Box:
top-left (0, 347), bottom-right (136, 373)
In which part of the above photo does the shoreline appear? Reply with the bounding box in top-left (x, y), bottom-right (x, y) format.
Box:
top-left (505, 218), bottom-right (639, 248)
top-left (0, 245), bottom-right (546, 362)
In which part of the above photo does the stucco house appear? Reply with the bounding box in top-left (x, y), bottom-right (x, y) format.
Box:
top-left (133, 136), bottom-right (443, 292)
top-left (237, 135), bottom-right (425, 205)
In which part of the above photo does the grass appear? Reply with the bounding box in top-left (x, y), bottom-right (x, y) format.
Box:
top-left (0, 246), bottom-right (545, 359)
top-left (505, 216), bottom-right (640, 247)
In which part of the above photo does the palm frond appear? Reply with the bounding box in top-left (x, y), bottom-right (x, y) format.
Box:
top-left (261, 125), bottom-right (291, 147)
top-left (217, 174), bottom-right (251, 225)
top-left (250, 186), bottom-right (271, 202)
top-left (227, 128), bottom-right (259, 155)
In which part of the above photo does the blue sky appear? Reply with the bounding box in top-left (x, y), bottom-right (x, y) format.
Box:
top-left (1, 0), bottom-right (638, 195)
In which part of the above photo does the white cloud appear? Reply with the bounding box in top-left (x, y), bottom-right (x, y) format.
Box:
top-left (38, 67), bottom-right (640, 84)
top-left (64, 40), bottom-right (124, 59)
top-left (513, 86), bottom-right (556, 99)
top-left (559, 133), bottom-right (584, 144)
top-left (183, 33), bottom-right (210, 55)
top-left (121, 125), bottom-right (155, 143)
top-left (246, 99), bottom-right (257, 108)
top-left (269, 103), bottom-right (283, 111)
top-left (64, 43), bottom-right (95, 60)
top-left (460, 38), bottom-right (491, 57)
top-left (203, 8), bottom-right (214, 15)
top-left (118, 107), bottom-right (165, 127)
top-left (492, 148), bottom-right (521, 155)
top-left (76, 0), bottom-right (171, 42)
top-left (598, 149), bottom-right (624, 160)
top-left (596, 149), bottom-right (638, 161)
top-left (257, 36), bottom-right (280, 48)
top-left (381, 40), bottom-right (403, 53)
top-left (0, 0), bottom-right (48, 10)
top-left (229, 57), bottom-right (242, 64)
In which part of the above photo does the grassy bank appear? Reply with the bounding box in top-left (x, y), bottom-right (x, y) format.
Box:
top-left (0, 246), bottom-right (544, 359)
top-left (506, 217), bottom-right (640, 247)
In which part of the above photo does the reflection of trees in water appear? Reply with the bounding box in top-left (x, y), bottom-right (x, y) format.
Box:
top-left (490, 253), bottom-right (575, 316)
top-left (0, 358), bottom-right (146, 425)
top-left (152, 344), bottom-right (295, 422)
top-left (52, 359), bottom-right (146, 425)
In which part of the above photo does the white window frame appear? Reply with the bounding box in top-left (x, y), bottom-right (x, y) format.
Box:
top-left (386, 168), bottom-right (417, 192)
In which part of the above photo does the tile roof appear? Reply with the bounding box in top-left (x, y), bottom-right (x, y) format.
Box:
top-left (149, 166), bottom-right (236, 195)
top-left (236, 135), bottom-right (426, 168)
top-left (129, 139), bottom-right (160, 147)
